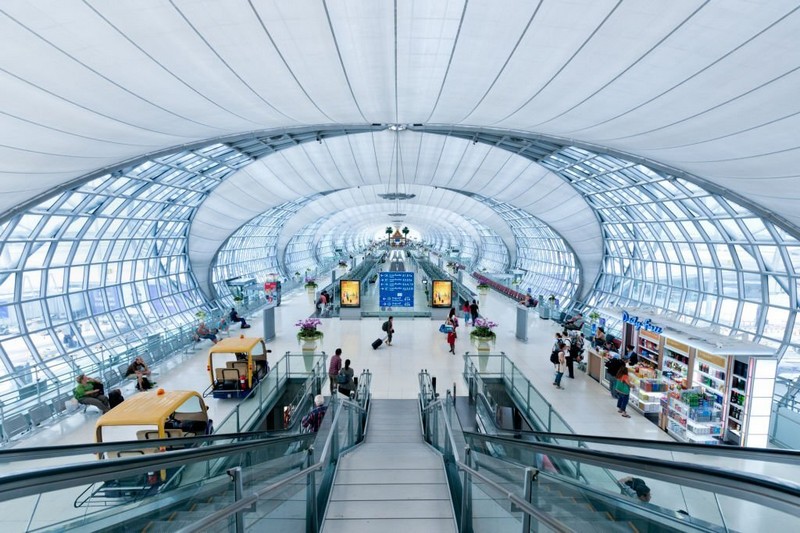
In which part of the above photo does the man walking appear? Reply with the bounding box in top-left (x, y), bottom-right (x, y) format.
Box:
top-left (328, 348), bottom-right (343, 395)
top-left (382, 316), bottom-right (395, 345)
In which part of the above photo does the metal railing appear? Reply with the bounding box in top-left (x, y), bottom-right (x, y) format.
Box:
top-left (213, 352), bottom-right (327, 436)
top-left (421, 389), bottom-right (800, 532)
top-left (175, 395), bottom-right (369, 533)
top-left (0, 293), bottom-right (281, 443)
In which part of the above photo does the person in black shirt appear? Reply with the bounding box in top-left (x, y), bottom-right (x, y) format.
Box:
top-left (230, 307), bottom-right (250, 329)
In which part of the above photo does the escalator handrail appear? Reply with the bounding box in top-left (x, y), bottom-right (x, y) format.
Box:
top-left (484, 425), bottom-right (800, 465)
top-left (462, 431), bottom-right (800, 517)
top-left (422, 397), bottom-right (462, 463)
top-left (0, 430), bottom-right (293, 463)
top-left (176, 397), bottom-right (367, 533)
top-left (457, 460), bottom-right (572, 533)
top-left (470, 387), bottom-right (800, 465)
top-left (0, 432), bottom-right (315, 503)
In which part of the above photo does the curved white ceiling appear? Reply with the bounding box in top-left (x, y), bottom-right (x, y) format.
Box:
top-left (187, 132), bottom-right (602, 296)
top-left (1, 1), bottom-right (799, 267)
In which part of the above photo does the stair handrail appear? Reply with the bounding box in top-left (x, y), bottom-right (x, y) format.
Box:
top-left (175, 396), bottom-right (368, 533)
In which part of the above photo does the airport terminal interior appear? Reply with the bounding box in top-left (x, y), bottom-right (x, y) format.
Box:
top-left (0, 1), bottom-right (799, 531)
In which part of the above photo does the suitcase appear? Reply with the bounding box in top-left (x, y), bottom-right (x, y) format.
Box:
top-left (372, 338), bottom-right (383, 350)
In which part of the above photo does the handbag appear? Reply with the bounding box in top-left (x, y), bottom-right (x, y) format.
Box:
top-left (439, 324), bottom-right (454, 333)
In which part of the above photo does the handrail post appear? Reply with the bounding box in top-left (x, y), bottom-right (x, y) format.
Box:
top-left (305, 448), bottom-right (318, 533)
top-left (522, 467), bottom-right (534, 533)
top-left (228, 467), bottom-right (245, 533)
top-left (461, 446), bottom-right (472, 533)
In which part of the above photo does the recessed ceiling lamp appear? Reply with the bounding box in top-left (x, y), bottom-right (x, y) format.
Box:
top-left (388, 124), bottom-right (407, 131)
top-left (377, 192), bottom-right (416, 200)
top-left (388, 212), bottom-right (406, 217)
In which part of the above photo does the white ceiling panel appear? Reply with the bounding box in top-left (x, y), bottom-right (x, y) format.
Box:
top-left (0, 0), bottom-right (798, 297)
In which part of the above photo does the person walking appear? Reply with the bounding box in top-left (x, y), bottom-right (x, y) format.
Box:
top-left (615, 366), bottom-right (632, 417)
top-left (328, 348), bottom-right (343, 395)
top-left (469, 300), bottom-right (479, 325)
top-left (337, 359), bottom-right (356, 398)
top-left (382, 316), bottom-right (394, 345)
top-left (605, 356), bottom-right (625, 399)
top-left (461, 301), bottom-right (471, 325)
top-left (301, 395), bottom-right (328, 433)
top-left (447, 329), bottom-right (456, 354)
top-left (553, 342), bottom-right (567, 390)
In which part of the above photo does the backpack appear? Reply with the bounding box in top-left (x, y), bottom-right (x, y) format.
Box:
top-left (569, 342), bottom-right (581, 359)
top-left (550, 350), bottom-right (560, 365)
top-left (382, 320), bottom-right (389, 332)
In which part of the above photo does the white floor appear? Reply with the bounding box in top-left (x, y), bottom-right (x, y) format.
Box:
top-left (2, 265), bottom-right (799, 531)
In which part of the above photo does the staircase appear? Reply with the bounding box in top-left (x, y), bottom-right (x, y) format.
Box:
top-left (321, 399), bottom-right (457, 532)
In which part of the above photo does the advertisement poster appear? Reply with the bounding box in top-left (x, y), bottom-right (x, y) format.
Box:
top-left (340, 280), bottom-right (361, 307)
top-left (431, 280), bottom-right (452, 308)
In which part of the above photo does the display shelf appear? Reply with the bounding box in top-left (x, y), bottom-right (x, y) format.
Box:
top-left (664, 346), bottom-right (689, 358)
top-left (638, 351), bottom-right (659, 367)
top-left (694, 368), bottom-right (725, 384)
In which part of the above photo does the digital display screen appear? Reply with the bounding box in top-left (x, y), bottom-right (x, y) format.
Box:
top-left (339, 280), bottom-right (361, 308)
top-left (378, 272), bottom-right (415, 307)
top-left (431, 280), bottom-right (452, 308)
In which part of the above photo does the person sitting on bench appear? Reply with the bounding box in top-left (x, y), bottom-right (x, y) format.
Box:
top-left (196, 322), bottom-right (218, 344)
top-left (74, 374), bottom-right (110, 413)
top-left (229, 307), bottom-right (250, 329)
top-left (126, 356), bottom-right (155, 391)
top-left (563, 312), bottom-right (584, 331)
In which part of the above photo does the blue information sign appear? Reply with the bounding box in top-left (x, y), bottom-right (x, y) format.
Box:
top-left (378, 272), bottom-right (415, 307)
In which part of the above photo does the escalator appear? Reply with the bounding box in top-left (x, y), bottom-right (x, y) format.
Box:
top-left (0, 370), bottom-right (372, 532)
top-left (420, 368), bottom-right (800, 532)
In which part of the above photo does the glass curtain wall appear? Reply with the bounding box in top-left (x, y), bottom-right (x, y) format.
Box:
top-left (0, 143), bottom-right (251, 390)
top-left (469, 195), bottom-right (580, 302)
top-left (211, 199), bottom-right (312, 297)
top-left (540, 146), bottom-right (799, 362)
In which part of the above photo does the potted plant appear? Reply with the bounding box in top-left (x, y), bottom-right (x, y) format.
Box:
top-left (588, 311), bottom-right (601, 323)
top-left (477, 281), bottom-right (490, 295)
top-left (470, 318), bottom-right (497, 352)
top-left (296, 317), bottom-right (323, 352)
top-left (304, 277), bottom-right (318, 290)
top-left (386, 226), bottom-right (393, 244)
top-left (195, 310), bottom-right (207, 321)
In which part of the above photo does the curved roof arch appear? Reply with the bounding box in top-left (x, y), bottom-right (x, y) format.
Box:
top-left (0, 0), bottom-right (798, 241)
top-left (188, 130), bottom-right (601, 296)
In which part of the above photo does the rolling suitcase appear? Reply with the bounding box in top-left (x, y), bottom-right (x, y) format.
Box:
top-left (372, 338), bottom-right (383, 350)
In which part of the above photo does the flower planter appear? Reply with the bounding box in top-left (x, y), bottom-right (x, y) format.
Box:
top-left (478, 286), bottom-right (489, 296)
top-left (473, 338), bottom-right (492, 352)
top-left (301, 339), bottom-right (318, 353)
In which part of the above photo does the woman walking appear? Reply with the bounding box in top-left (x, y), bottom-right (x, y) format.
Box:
top-left (615, 366), bottom-right (632, 417)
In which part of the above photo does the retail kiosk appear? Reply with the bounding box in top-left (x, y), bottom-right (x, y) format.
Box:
top-left (588, 307), bottom-right (777, 447)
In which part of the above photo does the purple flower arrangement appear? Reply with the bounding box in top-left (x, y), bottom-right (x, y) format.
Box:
top-left (470, 318), bottom-right (498, 342)
top-left (296, 317), bottom-right (323, 341)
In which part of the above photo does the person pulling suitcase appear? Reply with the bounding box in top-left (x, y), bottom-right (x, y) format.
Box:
top-left (372, 316), bottom-right (394, 349)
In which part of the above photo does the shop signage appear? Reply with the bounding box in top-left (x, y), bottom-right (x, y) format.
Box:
top-left (622, 311), bottom-right (663, 334)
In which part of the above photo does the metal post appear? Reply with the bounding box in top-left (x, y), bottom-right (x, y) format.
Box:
top-left (228, 467), bottom-right (245, 533)
top-left (522, 467), bottom-right (534, 533)
top-left (306, 449), bottom-right (318, 533)
top-left (461, 446), bottom-right (472, 533)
